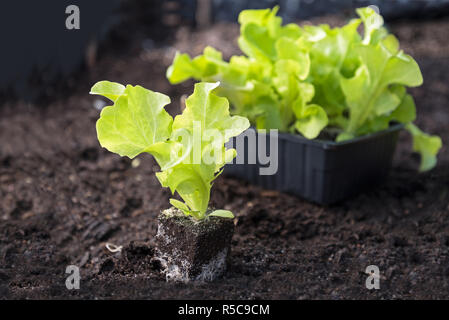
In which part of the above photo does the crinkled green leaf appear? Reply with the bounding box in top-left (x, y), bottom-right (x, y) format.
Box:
top-left (406, 124), bottom-right (442, 171)
top-left (90, 81), bottom-right (126, 102)
top-left (336, 132), bottom-right (355, 142)
top-left (238, 7), bottom-right (272, 26)
top-left (275, 38), bottom-right (310, 80)
top-left (372, 87), bottom-right (401, 116)
top-left (239, 22), bottom-right (277, 62)
top-left (169, 198), bottom-right (191, 214)
top-left (382, 34), bottom-right (400, 55)
top-left (173, 82), bottom-right (250, 145)
top-left (166, 52), bottom-right (197, 84)
top-left (294, 104), bottom-right (328, 139)
top-left (356, 6), bottom-right (385, 45)
top-left (304, 19), bottom-right (360, 117)
top-left (146, 139), bottom-right (191, 170)
top-left (253, 95), bottom-right (283, 131)
top-left (208, 210), bottom-right (235, 219)
top-left (341, 43), bottom-right (422, 134)
top-left (91, 83), bottom-right (172, 159)
top-left (167, 51), bottom-right (218, 84)
top-left (381, 52), bottom-right (423, 87)
top-left (391, 93), bottom-right (416, 123)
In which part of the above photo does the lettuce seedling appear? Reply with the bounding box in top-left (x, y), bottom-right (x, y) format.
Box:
top-left (167, 6), bottom-right (442, 171)
top-left (167, 6), bottom-right (327, 140)
top-left (90, 81), bottom-right (250, 220)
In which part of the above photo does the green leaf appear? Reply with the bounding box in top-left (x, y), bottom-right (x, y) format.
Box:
top-left (305, 19), bottom-right (360, 118)
top-left (381, 52), bottom-right (423, 88)
top-left (275, 38), bottom-right (310, 80)
top-left (253, 96), bottom-right (283, 131)
top-left (239, 23), bottom-right (277, 62)
top-left (166, 52), bottom-right (198, 84)
top-left (146, 139), bottom-right (191, 170)
top-left (90, 81), bottom-right (126, 102)
top-left (294, 104), bottom-right (328, 139)
top-left (356, 6), bottom-right (385, 45)
top-left (238, 8), bottom-right (272, 26)
top-left (307, 19), bottom-right (360, 71)
top-left (92, 83), bottom-right (172, 159)
top-left (278, 23), bottom-right (302, 39)
top-left (166, 51), bottom-right (220, 84)
top-left (406, 124), bottom-right (442, 172)
top-left (336, 132), bottom-right (355, 142)
top-left (173, 82), bottom-right (250, 145)
top-left (382, 34), bottom-right (400, 55)
top-left (372, 87), bottom-right (401, 116)
top-left (238, 6), bottom-right (283, 39)
top-left (340, 64), bottom-right (371, 111)
top-left (169, 198), bottom-right (191, 214)
top-left (341, 42), bottom-right (423, 134)
top-left (391, 93), bottom-right (416, 123)
top-left (208, 210), bottom-right (235, 219)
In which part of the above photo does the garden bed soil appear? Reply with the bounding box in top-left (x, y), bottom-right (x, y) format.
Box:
top-left (1, 17), bottom-right (449, 299)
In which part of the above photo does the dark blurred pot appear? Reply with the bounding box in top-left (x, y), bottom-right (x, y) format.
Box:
top-left (225, 124), bottom-right (403, 205)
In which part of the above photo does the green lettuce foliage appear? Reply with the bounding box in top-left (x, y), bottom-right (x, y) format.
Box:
top-left (91, 81), bottom-right (250, 220)
top-left (167, 6), bottom-right (442, 171)
top-left (167, 7), bottom-right (327, 139)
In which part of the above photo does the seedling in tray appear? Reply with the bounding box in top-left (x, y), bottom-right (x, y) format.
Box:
top-left (90, 81), bottom-right (250, 282)
top-left (166, 6), bottom-right (443, 204)
top-left (167, 6), bottom-right (442, 172)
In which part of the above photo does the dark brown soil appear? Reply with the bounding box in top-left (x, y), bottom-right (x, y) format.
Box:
top-left (1, 18), bottom-right (449, 299)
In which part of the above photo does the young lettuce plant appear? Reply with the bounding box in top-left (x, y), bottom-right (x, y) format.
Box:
top-left (167, 6), bottom-right (441, 171)
top-left (167, 6), bottom-right (328, 140)
top-left (90, 81), bottom-right (250, 220)
top-left (302, 7), bottom-right (442, 171)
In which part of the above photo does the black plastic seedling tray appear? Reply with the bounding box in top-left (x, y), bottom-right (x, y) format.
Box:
top-left (225, 124), bottom-right (403, 205)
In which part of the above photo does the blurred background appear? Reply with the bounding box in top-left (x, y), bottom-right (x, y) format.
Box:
top-left (1, 0), bottom-right (449, 103)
